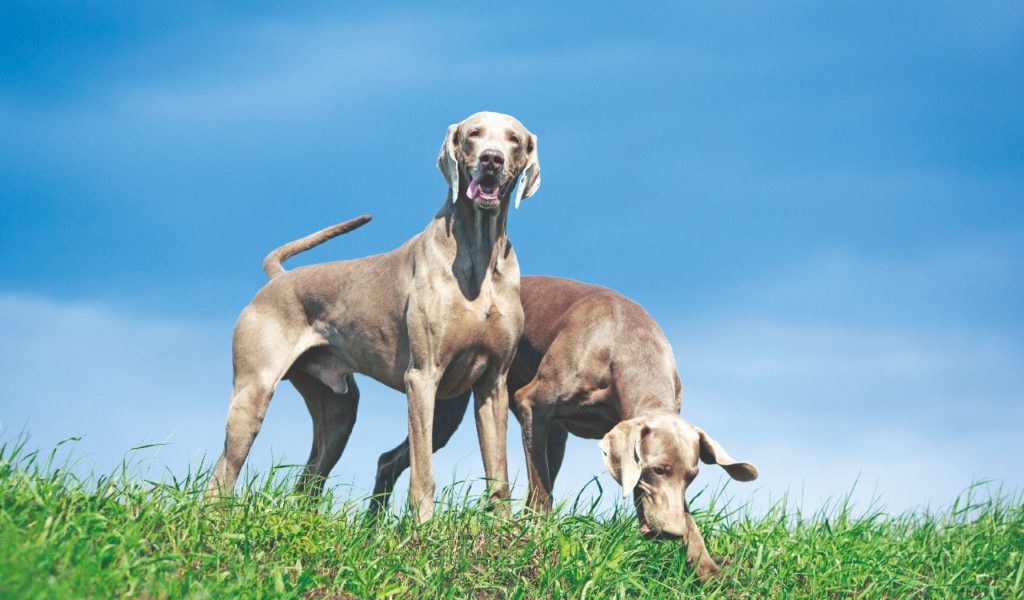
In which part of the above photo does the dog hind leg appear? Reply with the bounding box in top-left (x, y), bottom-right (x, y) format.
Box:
top-left (208, 381), bottom-right (277, 496)
top-left (294, 372), bottom-right (359, 496)
top-left (207, 309), bottom-right (315, 497)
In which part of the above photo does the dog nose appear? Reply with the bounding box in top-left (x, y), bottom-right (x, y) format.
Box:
top-left (479, 150), bottom-right (504, 170)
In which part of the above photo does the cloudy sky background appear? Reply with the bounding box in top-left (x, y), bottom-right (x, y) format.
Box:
top-left (2, 2), bottom-right (1022, 515)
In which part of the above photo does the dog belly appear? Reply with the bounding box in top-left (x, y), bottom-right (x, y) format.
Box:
top-left (289, 347), bottom-right (352, 394)
top-left (562, 420), bottom-right (614, 440)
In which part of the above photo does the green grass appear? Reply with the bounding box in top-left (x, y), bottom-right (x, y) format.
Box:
top-left (1, 437), bottom-right (1022, 599)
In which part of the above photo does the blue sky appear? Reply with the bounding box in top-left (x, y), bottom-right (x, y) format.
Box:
top-left (1, 2), bottom-right (1022, 514)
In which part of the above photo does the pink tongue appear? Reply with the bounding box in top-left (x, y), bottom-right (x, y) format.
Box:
top-left (468, 180), bottom-right (498, 201)
top-left (640, 522), bottom-right (651, 534)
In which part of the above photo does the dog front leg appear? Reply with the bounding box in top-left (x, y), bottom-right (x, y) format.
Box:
top-left (473, 368), bottom-right (510, 510)
top-left (405, 367), bottom-right (438, 523)
top-left (514, 381), bottom-right (554, 512)
top-left (371, 391), bottom-right (472, 514)
top-left (683, 505), bottom-right (721, 581)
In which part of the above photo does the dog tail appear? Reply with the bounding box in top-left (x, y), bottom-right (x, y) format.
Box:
top-left (263, 215), bottom-right (372, 279)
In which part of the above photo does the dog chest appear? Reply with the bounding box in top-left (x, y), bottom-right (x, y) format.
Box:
top-left (437, 351), bottom-right (491, 397)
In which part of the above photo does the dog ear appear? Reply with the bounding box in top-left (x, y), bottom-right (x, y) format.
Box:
top-left (514, 133), bottom-right (541, 209)
top-left (599, 418), bottom-right (647, 497)
top-left (694, 426), bottom-right (759, 482)
top-left (437, 123), bottom-right (461, 204)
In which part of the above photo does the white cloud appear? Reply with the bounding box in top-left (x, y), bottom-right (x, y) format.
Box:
top-left (0, 293), bottom-right (233, 472)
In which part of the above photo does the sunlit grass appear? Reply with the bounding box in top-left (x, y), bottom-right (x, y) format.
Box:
top-left (1, 435), bottom-right (1021, 598)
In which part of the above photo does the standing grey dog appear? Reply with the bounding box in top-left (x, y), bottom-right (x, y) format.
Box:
top-left (207, 112), bottom-right (541, 522)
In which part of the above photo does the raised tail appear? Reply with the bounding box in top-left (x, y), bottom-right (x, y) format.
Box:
top-left (263, 215), bottom-right (372, 279)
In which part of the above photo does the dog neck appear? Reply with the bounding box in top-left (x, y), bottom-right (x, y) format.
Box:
top-left (619, 375), bottom-right (682, 422)
top-left (434, 189), bottom-right (512, 299)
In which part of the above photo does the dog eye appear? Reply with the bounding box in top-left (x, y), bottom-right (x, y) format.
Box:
top-left (509, 134), bottom-right (521, 145)
top-left (651, 465), bottom-right (669, 476)
top-left (468, 129), bottom-right (481, 138)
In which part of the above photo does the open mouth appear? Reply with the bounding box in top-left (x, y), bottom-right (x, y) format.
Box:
top-left (467, 173), bottom-right (506, 209)
top-left (640, 518), bottom-right (653, 537)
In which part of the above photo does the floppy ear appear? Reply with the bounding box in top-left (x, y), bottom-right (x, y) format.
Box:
top-left (437, 123), bottom-right (461, 204)
top-left (514, 133), bottom-right (541, 209)
top-left (599, 418), bottom-right (646, 497)
top-left (695, 426), bottom-right (759, 482)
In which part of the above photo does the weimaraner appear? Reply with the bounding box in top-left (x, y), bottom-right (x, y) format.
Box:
top-left (206, 112), bottom-right (541, 522)
top-left (371, 276), bottom-right (758, 579)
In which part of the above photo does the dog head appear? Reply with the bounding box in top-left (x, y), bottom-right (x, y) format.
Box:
top-left (600, 413), bottom-right (758, 539)
top-left (437, 111), bottom-right (541, 211)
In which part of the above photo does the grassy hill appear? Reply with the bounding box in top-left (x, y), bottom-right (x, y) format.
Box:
top-left (1, 437), bottom-right (1021, 599)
